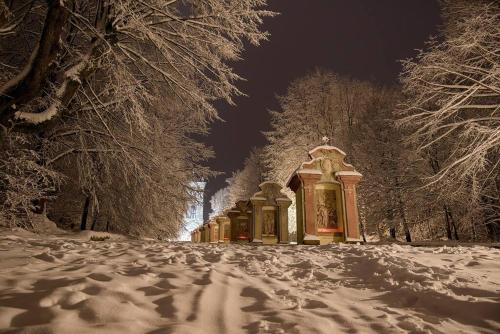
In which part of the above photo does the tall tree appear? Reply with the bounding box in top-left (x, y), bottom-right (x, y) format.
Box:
top-left (263, 70), bottom-right (418, 241)
top-left (399, 0), bottom-right (499, 240)
top-left (0, 0), bottom-right (274, 237)
top-left (210, 147), bottom-right (265, 217)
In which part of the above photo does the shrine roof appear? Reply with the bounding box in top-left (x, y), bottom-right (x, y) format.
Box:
top-left (335, 171), bottom-right (362, 177)
top-left (308, 145), bottom-right (347, 158)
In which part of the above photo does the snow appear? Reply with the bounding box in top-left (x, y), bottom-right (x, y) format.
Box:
top-left (0, 229), bottom-right (499, 334)
top-left (15, 90), bottom-right (63, 124)
top-left (14, 58), bottom-right (89, 124)
top-left (308, 145), bottom-right (347, 157)
top-left (335, 171), bottom-right (362, 177)
top-left (0, 45), bottom-right (39, 95)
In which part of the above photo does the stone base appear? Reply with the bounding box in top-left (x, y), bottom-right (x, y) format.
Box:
top-left (251, 239), bottom-right (263, 245)
top-left (303, 239), bottom-right (320, 245)
top-left (262, 235), bottom-right (278, 245)
top-left (345, 237), bottom-right (362, 243)
top-left (317, 231), bottom-right (345, 245)
top-left (303, 234), bottom-right (320, 245)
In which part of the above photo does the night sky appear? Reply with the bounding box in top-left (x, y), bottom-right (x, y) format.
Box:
top-left (203, 0), bottom-right (442, 218)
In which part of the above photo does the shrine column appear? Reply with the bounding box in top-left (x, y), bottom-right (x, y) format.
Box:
top-left (216, 216), bottom-right (230, 243)
top-left (277, 198), bottom-right (292, 244)
top-left (208, 221), bottom-right (217, 243)
top-left (202, 225), bottom-right (208, 243)
top-left (220, 219), bottom-right (225, 242)
top-left (336, 171), bottom-right (362, 241)
top-left (299, 172), bottom-right (321, 245)
top-left (250, 197), bottom-right (265, 244)
top-left (223, 216), bottom-right (231, 243)
top-left (227, 210), bottom-right (239, 242)
top-left (216, 217), bottom-right (224, 243)
top-left (205, 225), bottom-right (210, 242)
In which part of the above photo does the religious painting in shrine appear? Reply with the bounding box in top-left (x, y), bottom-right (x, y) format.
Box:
top-left (237, 217), bottom-right (250, 239)
top-left (315, 187), bottom-right (339, 232)
top-left (213, 225), bottom-right (219, 240)
top-left (262, 207), bottom-right (276, 236)
top-left (224, 223), bottom-right (230, 240)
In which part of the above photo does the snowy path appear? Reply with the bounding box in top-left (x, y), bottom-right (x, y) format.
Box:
top-left (0, 231), bottom-right (499, 334)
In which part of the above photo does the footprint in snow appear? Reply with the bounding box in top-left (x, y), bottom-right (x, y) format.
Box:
top-left (87, 273), bottom-right (113, 282)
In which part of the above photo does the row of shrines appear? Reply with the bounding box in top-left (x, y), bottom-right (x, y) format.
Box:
top-left (191, 145), bottom-right (363, 245)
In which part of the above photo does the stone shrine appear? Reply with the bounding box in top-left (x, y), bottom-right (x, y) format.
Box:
top-left (195, 228), bottom-right (201, 243)
top-left (208, 219), bottom-right (219, 243)
top-left (250, 182), bottom-right (292, 244)
top-left (227, 200), bottom-right (253, 242)
top-left (216, 215), bottom-right (231, 243)
top-left (287, 145), bottom-right (362, 244)
top-left (198, 225), bottom-right (205, 242)
top-left (201, 224), bottom-right (209, 243)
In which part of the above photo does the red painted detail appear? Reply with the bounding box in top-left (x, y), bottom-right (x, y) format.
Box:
top-left (318, 228), bottom-right (338, 233)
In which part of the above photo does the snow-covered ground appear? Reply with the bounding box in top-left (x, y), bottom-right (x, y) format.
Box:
top-left (0, 229), bottom-right (499, 334)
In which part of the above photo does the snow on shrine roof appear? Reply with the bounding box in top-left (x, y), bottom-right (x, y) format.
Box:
top-left (250, 196), bottom-right (267, 201)
top-left (308, 145), bottom-right (347, 158)
top-left (258, 181), bottom-right (279, 188)
top-left (335, 171), bottom-right (362, 177)
top-left (285, 167), bottom-right (322, 188)
top-left (297, 167), bottom-right (322, 174)
top-left (286, 145), bottom-right (358, 187)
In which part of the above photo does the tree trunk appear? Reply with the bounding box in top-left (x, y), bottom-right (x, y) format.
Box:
top-left (471, 216), bottom-right (477, 241)
top-left (389, 226), bottom-right (396, 239)
top-left (386, 191), bottom-right (396, 239)
top-left (403, 221), bottom-right (412, 242)
top-left (449, 210), bottom-right (459, 240)
top-left (0, 0), bottom-right (71, 125)
top-left (359, 222), bottom-right (367, 243)
top-left (443, 204), bottom-right (453, 240)
top-left (80, 196), bottom-right (90, 230)
top-left (395, 177), bottom-right (411, 242)
top-left (90, 213), bottom-right (98, 231)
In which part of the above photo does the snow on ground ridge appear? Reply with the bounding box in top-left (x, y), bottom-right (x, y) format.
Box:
top-left (0, 230), bottom-right (499, 334)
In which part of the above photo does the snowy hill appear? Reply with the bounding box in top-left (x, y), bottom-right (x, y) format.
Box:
top-left (0, 229), bottom-right (499, 333)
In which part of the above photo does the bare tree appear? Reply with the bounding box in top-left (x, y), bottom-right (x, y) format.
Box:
top-left (210, 147), bottom-right (265, 217)
top-left (263, 70), bottom-right (420, 241)
top-left (0, 0), bottom-right (275, 126)
top-left (399, 0), bottom-right (499, 239)
top-left (209, 187), bottom-right (231, 218)
top-left (0, 131), bottom-right (62, 228)
top-left (226, 147), bottom-right (265, 206)
top-left (0, 0), bottom-right (275, 236)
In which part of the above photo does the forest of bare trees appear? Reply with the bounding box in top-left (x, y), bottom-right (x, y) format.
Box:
top-left (0, 0), bottom-right (273, 237)
top-left (210, 0), bottom-right (499, 241)
top-left (0, 0), bottom-right (498, 242)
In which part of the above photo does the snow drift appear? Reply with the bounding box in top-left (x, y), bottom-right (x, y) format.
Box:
top-left (0, 229), bottom-right (499, 333)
